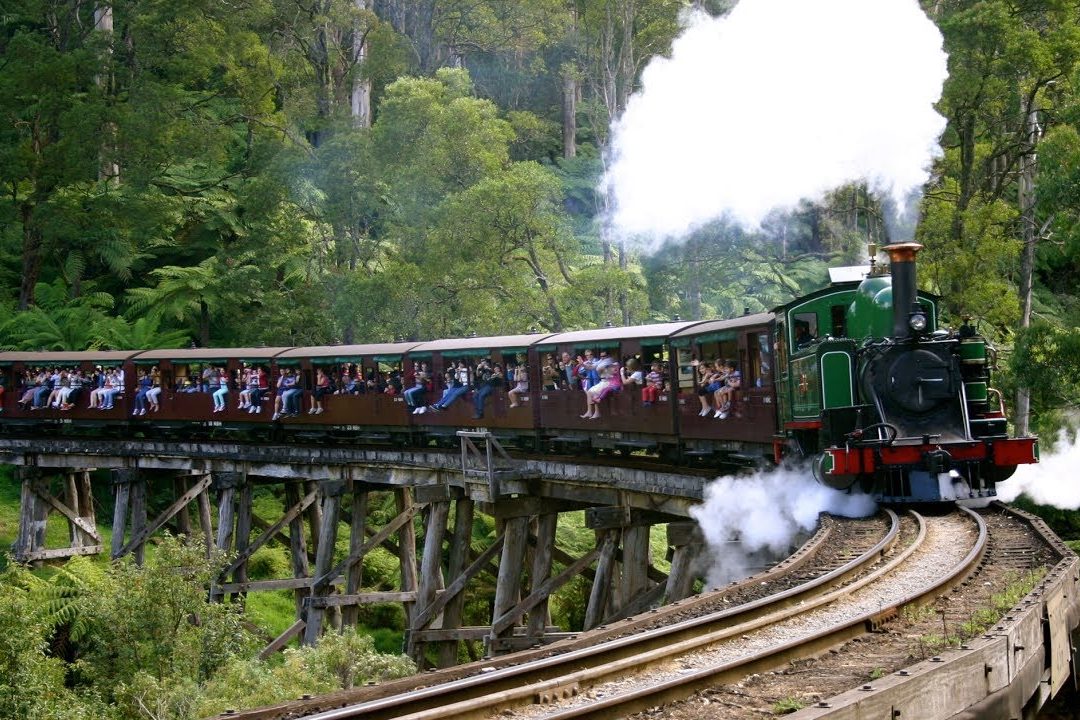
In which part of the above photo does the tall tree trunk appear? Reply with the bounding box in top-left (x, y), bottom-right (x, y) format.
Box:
top-left (599, 181), bottom-right (615, 324)
top-left (351, 0), bottom-right (373, 128)
top-left (377, 0), bottom-right (437, 73)
top-left (308, 1), bottom-right (334, 148)
top-left (526, 245), bottom-right (564, 331)
top-left (616, 0), bottom-right (635, 112)
top-left (618, 239), bottom-right (629, 325)
top-left (18, 203), bottom-right (42, 311)
top-left (199, 301), bottom-right (211, 347)
top-left (1015, 103), bottom-right (1040, 437)
top-left (686, 236), bottom-right (702, 320)
top-left (562, 65), bottom-right (577, 159)
top-left (95, 3), bottom-right (119, 184)
top-left (949, 113), bottom-right (977, 247)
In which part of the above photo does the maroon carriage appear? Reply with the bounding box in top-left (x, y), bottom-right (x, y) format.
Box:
top-left (533, 322), bottom-right (704, 456)
top-left (669, 314), bottom-right (779, 462)
top-left (406, 333), bottom-right (554, 443)
top-left (125, 347), bottom-right (290, 427)
top-left (0, 351), bottom-right (140, 425)
top-left (271, 342), bottom-right (422, 440)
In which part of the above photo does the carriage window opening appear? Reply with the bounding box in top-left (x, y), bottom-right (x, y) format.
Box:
top-left (748, 332), bottom-right (772, 388)
top-left (173, 364), bottom-right (198, 391)
top-left (758, 333), bottom-right (772, 386)
top-left (642, 348), bottom-right (668, 365)
top-left (830, 305), bottom-right (847, 338)
top-left (377, 361), bottom-right (403, 394)
top-left (676, 348), bottom-right (695, 390)
top-left (793, 313), bottom-right (818, 348)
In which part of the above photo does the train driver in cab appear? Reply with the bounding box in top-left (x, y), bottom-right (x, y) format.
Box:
top-left (794, 321), bottom-right (815, 349)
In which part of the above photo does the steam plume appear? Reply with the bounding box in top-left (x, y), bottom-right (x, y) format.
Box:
top-left (604, 0), bottom-right (948, 239)
top-left (689, 466), bottom-right (876, 587)
top-left (996, 431), bottom-right (1080, 509)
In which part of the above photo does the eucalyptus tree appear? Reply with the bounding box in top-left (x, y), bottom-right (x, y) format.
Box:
top-left (376, 0), bottom-right (568, 77)
top-left (1, 0), bottom-right (299, 349)
top-left (919, 0), bottom-right (1080, 328)
top-left (919, 0), bottom-right (1080, 433)
top-left (1, 1), bottom-right (112, 309)
top-left (574, 0), bottom-right (684, 322)
top-left (371, 69), bottom-right (515, 251)
top-left (426, 161), bottom-right (578, 333)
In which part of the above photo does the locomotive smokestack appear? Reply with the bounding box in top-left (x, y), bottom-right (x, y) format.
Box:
top-left (885, 242), bottom-right (924, 339)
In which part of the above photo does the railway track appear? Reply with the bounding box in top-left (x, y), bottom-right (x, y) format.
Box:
top-left (287, 509), bottom-right (982, 720)
top-left (218, 512), bottom-right (898, 720)
top-left (507, 509), bottom-right (983, 720)
top-left (639, 503), bottom-right (1070, 720)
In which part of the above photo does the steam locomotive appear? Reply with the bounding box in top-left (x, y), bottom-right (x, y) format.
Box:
top-left (0, 243), bottom-right (1038, 504)
top-left (777, 242), bottom-right (1037, 503)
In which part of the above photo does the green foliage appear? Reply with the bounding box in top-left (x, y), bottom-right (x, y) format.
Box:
top-left (427, 160), bottom-right (578, 332)
top-left (772, 697), bottom-right (806, 714)
top-left (0, 564), bottom-right (111, 720)
top-left (1010, 494), bottom-right (1080, 541)
top-left (918, 180), bottom-right (1021, 336)
top-left (1011, 323), bottom-right (1080, 419)
top-left (247, 544), bottom-right (293, 580)
top-left (0, 526), bottom-right (420, 720)
top-left (244, 590), bottom-right (299, 640)
top-left (197, 630), bottom-right (414, 717)
top-left (78, 537), bottom-right (258, 699)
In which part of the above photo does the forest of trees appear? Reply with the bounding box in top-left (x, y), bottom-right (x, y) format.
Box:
top-left (4, 0), bottom-right (1080, 430)
top-left (5, 3), bottom-right (1080, 718)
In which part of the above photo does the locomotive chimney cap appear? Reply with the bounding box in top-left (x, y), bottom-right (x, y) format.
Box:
top-left (884, 242), bottom-right (924, 264)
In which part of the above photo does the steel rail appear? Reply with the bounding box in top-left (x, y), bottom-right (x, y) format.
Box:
top-left (794, 501), bottom-right (1073, 720)
top-left (297, 510), bottom-right (905, 720)
top-left (533, 508), bottom-right (988, 720)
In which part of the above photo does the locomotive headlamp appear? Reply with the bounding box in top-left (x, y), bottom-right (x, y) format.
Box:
top-left (909, 312), bottom-right (928, 333)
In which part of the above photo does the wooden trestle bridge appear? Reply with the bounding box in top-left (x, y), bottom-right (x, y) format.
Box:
top-left (2, 433), bottom-right (709, 664)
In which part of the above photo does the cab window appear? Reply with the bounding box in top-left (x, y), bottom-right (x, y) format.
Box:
top-left (830, 305), bottom-right (847, 338)
top-left (792, 313), bottom-right (818, 348)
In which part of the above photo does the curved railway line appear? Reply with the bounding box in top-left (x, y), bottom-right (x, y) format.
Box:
top-left (214, 502), bottom-right (1074, 720)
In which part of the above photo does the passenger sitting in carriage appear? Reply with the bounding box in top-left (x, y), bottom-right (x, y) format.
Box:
top-left (714, 360), bottom-right (741, 420)
top-left (580, 351), bottom-right (618, 420)
top-left (507, 356), bottom-right (528, 408)
top-left (430, 361), bottom-right (470, 411)
top-left (642, 362), bottom-right (663, 406)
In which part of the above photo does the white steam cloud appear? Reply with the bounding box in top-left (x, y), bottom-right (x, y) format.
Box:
top-left (604, 0), bottom-right (948, 238)
top-left (689, 466), bottom-right (877, 587)
top-left (996, 430), bottom-right (1080, 509)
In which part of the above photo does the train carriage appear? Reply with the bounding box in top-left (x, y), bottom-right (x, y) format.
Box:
top-left (128, 347), bottom-right (289, 429)
top-left (533, 322), bottom-right (703, 456)
top-left (406, 333), bottom-right (555, 444)
top-left (271, 342), bottom-right (422, 441)
top-left (0, 351), bottom-right (139, 425)
top-left (668, 314), bottom-right (778, 462)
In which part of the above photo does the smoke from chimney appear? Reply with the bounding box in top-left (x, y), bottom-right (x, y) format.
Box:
top-left (603, 0), bottom-right (948, 244)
